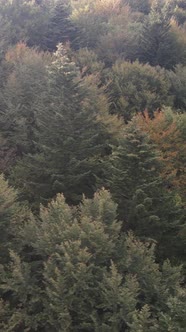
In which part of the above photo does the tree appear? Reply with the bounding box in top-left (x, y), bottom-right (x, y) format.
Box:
top-left (0, 43), bottom-right (50, 173)
top-left (43, 0), bottom-right (78, 51)
top-left (107, 60), bottom-right (171, 122)
top-left (70, 0), bottom-right (123, 49)
top-left (173, 0), bottom-right (186, 25)
top-left (107, 118), bottom-right (185, 263)
top-left (138, 0), bottom-right (180, 68)
top-left (0, 189), bottom-right (185, 331)
top-left (73, 47), bottom-right (104, 77)
top-left (96, 4), bottom-right (143, 66)
top-left (0, 0), bottom-right (50, 53)
top-left (168, 64), bottom-right (186, 112)
top-left (0, 174), bottom-right (27, 264)
top-left (137, 108), bottom-right (186, 206)
top-left (126, 0), bottom-right (150, 14)
top-left (10, 44), bottom-right (122, 207)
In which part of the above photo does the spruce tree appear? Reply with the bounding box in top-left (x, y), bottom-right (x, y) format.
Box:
top-left (107, 118), bottom-right (184, 262)
top-left (11, 44), bottom-right (119, 207)
top-left (44, 0), bottom-right (78, 51)
top-left (0, 174), bottom-right (28, 265)
top-left (127, 0), bottom-right (150, 14)
top-left (0, 189), bottom-right (185, 331)
top-left (0, 43), bottom-right (50, 164)
top-left (139, 0), bottom-right (178, 68)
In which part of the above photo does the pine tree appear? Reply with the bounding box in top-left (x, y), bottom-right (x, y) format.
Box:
top-left (0, 189), bottom-right (186, 331)
top-left (139, 0), bottom-right (178, 68)
top-left (11, 44), bottom-right (120, 207)
top-left (0, 43), bottom-right (50, 165)
top-left (0, 174), bottom-right (27, 264)
top-left (44, 0), bottom-right (78, 51)
top-left (107, 118), bottom-right (185, 262)
top-left (127, 0), bottom-right (150, 14)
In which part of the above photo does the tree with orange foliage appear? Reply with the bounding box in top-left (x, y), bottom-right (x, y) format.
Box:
top-left (137, 108), bottom-right (186, 206)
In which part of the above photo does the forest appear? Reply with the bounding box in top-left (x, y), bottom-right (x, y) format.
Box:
top-left (0, 0), bottom-right (186, 331)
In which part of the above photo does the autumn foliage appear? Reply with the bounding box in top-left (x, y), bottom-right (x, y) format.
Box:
top-left (137, 109), bottom-right (186, 204)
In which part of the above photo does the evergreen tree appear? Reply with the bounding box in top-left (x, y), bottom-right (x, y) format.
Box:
top-left (107, 118), bottom-right (185, 262)
top-left (0, 189), bottom-right (185, 331)
top-left (11, 44), bottom-right (120, 207)
top-left (139, 1), bottom-right (178, 68)
top-left (173, 0), bottom-right (186, 25)
top-left (44, 0), bottom-right (78, 51)
top-left (0, 174), bottom-right (27, 264)
top-left (126, 0), bottom-right (150, 14)
top-left (0, 44), bottom-right (50, 177)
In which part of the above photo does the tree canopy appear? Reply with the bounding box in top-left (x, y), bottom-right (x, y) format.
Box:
top-left (0, 0), bottom-right (186, 330)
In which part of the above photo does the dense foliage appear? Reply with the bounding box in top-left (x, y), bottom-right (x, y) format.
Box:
top-left (0, 0), bottom-right (185, 331)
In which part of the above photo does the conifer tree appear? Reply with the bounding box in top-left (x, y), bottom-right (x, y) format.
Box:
top-left (139, 0), bottom-right (178, 68)
top-left (0, 189), bottom-right (185, 331)
top-left (44, 0), bottom-right (78, 51)
top-left (11, 44), bottom-right (120, 207)
top-left (0, 174), bottom-right (28, 265)
top-left (127, 0), bottom-right (150, 14)
top-left (0, 43), bottom-right (50, 165)
top-left (107, 118), bottom-right (184, 262)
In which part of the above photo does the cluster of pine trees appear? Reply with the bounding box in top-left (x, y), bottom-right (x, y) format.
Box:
top-left (0, 0), bottom-right (185, 331)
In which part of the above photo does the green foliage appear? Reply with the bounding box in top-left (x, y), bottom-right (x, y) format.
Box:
top-left (43, 0), bottom-right (78, 51)
top-left (126, 0), bottom-right (151, 14)
top-left (0, 1), bottom-right (185, 330)
top-left (107, 119), bottom-right (185, 262)
top-left (0, 174), bottom-right (17, 264)
top-left (0, 43), bottom-right (50, 169)
top-left (70, 0), bottom-right (109, 48)
top-left (74, 48), bottom-right (104, 77)
top-left (168, 64), bottom-right (186, 112)
top-left (10, 44), bottom-right (118, 206)
top-left (0, 0), bottom-right (50, 53)
top-left (0, 189), bottom-right (185, 331)
top-left (173, 0), bottom-right (186, 25)
top-left (138, 1), bottom-right (183, 68)
top-left (96, 4), bottom-right (142, 66)
top-left (0, 174), bottom-right (27, 264)
top-left (107, 60), bottom-right (171, 122)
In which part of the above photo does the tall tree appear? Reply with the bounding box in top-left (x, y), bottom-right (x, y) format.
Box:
top-left (107, 118), bottom-right (185, 263)
top-left (43, 0), bottom-right (78, 51)
top-left (11, 44), bottom-right (121, 207)
top-left (0, 174), bottom-right (27, 264)
top-left (139, 0), bottom-right (179, 68)
top-left (0, 43), bottom-right (50, 173)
